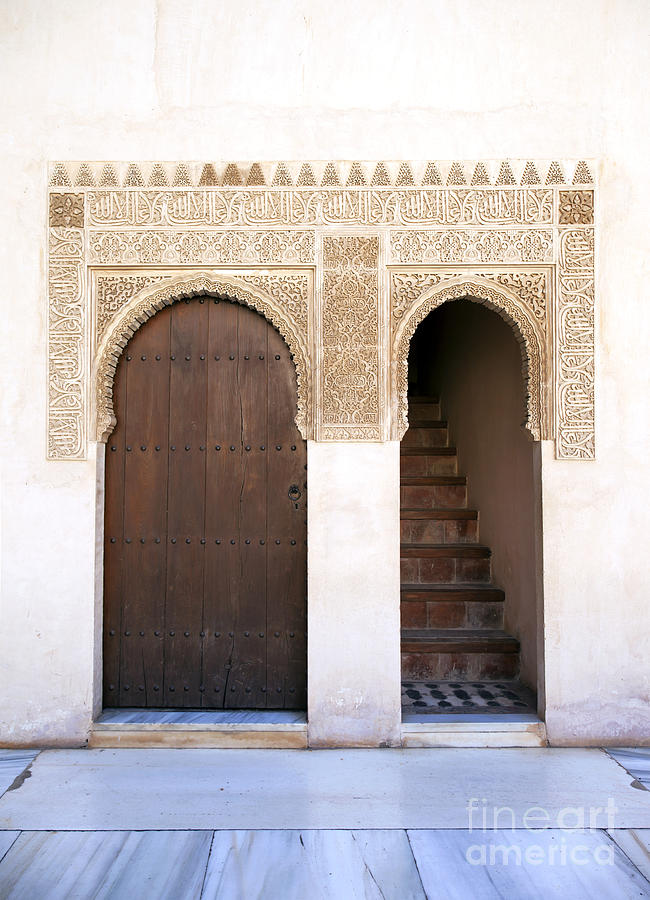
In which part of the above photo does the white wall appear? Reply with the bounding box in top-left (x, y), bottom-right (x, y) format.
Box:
top-left (1, 0), bottom-right (649, 745)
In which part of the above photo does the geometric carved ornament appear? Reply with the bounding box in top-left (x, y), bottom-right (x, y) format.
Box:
top-left (47, 160), bottom-right (595, 460)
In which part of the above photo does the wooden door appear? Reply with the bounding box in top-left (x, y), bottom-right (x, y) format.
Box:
top-left (103, 296), bottom-right (307, 709)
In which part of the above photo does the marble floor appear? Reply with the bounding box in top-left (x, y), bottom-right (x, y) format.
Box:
top-left (98, 708), bottom-right (306, 725)
top-left (0, 748), bottom-right (648, 897)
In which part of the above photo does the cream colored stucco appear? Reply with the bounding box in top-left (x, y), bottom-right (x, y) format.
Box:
top-left (0, 0), bottom-right (648, 746)
top-left (307, 442), bottom-right (402, 747)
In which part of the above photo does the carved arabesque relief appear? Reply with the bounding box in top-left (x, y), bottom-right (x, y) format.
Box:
top-left (320, 235), bottom-right (382, 440)
top-left (46, 160), bottom-right (596, 460)
top-left (391, 276), bottom-right (551, 443)
top-left (93, 272), bottom-right (311, 443)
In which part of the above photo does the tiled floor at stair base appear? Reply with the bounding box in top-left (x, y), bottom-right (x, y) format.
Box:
top-left (402, 679), bottom-right (536, 714)
top-left (0, 828), bottom-right (648, 898)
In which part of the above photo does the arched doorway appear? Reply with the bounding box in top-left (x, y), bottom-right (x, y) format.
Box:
top-left (103, 295), bottom-right (307, 710)
top-left (400, 298), bottom-right (542, 716)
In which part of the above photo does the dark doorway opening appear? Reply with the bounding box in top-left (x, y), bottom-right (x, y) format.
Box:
top-left (401, 298), bottom-right (541, 717)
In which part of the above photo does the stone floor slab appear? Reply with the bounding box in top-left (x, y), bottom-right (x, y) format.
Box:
top-left (608, 749), bottom-right (650, 789)
top-left (609, 829), bottom-right (650, 882)
top-left (408, 829), bottom-right (650, 899)
top-left (0, 752), bottom-right (39, 799)
top-left (0, 830), bottom-right (212, 899)
top-left (0, 748), bottom-right (649, 831)
top-left (203, 830), bottom-right (425, 899)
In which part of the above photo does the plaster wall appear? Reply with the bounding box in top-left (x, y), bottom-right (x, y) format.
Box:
top-left (1, 0), bottom-right (649, 745)
top-left (307, 442), bottom-right (401, 747)
top-left (412, 301), bottom-right (540, 690)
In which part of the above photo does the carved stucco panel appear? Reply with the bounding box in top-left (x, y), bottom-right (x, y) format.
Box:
top-left (48, 227), bottom-right (85, 460)
top-left (89, 230), bottom-right (315, 266)
top-left (390, 229), bottom-right (554, 264)
top-left (46, 161), bottom-right (596, 459)
top-left (86, 188), bottom-right (554, 228)
top-left (92, 271), bottom-right (311, 445)
top-left (390, 274), bottom-right (551, 444)
top-left (556, 228), bottom-right (595, 458)
top-left (319, 235), bottom-right (382, 440)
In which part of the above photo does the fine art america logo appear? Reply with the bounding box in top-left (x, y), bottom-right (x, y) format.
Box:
top-left (465, 798), bottom-right (619, 866)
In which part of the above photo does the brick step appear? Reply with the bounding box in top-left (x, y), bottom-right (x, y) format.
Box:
top-left (408, 399), bottom-right (442, 421)
top-left (400, 480), bottom-right (467, 510)
top-left (401, 506), bottom-right (478, 544)
top-left (401, 584), bottom-right (504, 601)
top-left (401, 629), bottom-right (519, 653)
top-left (401, 629), bottom-right (520, 680)
top-left (401, 515), bottom-right (477, 544)
top-left (401, 475), bottom-right (465, 485)
top-left (401, 546), bottom-right (490, 583)
top-left (402, 423), bottom-right (449, 448)
top-left (401, 587), bottom-right (504, 630)
top-left (401, 508), bottom-right (477, 520)
top-left (408, 395), bottom-right (440, 404)
top-left (401, 447), bottom-right (457, 456)
top-left (401, 544), bottom-right (490, 558)
top-left (400, 447), bottom-right (457, 476)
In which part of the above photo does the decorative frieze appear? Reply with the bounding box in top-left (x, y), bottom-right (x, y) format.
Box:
top-left (390, 229), bottom-right (553, 264)
top-left (46, 160), bottom-right (597, 459)
top-left (48, 228), bottom-right (85, 459)
top-left (89, 230), bottom-right (315, 266)
top-left (556, 228), bottom-right (595, 459)
top-left (85, 188), bottom-right (554, 228)
top-left (52, 159), bottom-right (594, 190)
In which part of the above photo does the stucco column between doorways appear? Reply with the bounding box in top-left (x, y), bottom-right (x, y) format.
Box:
top-left (307, 441), bottom-right (402, 747)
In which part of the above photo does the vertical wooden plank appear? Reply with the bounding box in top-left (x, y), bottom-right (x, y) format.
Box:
top-left (165, 298), bottom-right (208, 707)
top-left (203, 298), bottom-right (241, 707)
top-left (119, 310), bottom-right (170, 707)
top-left (103, 354), bottom-right (127, 707)
top-left (266, 326), bottom-right (307, 709)
top-left (227, 304), bottom-right (268, 708)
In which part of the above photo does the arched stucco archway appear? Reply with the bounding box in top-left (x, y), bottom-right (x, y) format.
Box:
top-left (392, 277), bottom-right (552, 443)
top-left (92, 272), bottom-right (311, 444)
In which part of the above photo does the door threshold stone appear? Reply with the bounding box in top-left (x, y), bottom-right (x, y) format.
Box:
top-left (401, 717), bottom-right (547, 748)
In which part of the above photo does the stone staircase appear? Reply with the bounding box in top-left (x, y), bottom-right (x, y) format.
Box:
top-left (400, 396), bottom-right (520, 682)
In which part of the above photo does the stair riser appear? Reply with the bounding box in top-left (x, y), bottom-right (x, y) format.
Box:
top-left (401, 600), bottom-right (504, 629)
top-left (401, 519), bottom-right (478, 544)
top-left (400, 456), bottom-right (457, 476)
top-left (401, 484), bottom-right (467, 509)
top-left (400, 558), bottom-right (491, 584)
top-left (401, 652), bottom-right (519, 681)
top-left (409, 403), bottom-right (441, 421)
top-left (402, 428), bottom-right (448, 448)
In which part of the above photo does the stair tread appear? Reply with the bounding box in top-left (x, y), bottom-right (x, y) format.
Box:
top-left (400, 447), bottom-right (457, 456)
top-left (401, 629), bottom-right (520, 653)
top-left (401, 583), bottom-right (504, 597)
top-left (406, 420), bottom-right (447, 428)
top-left (401, 508), bottom-right (477, 520)
top-left (401, 543), bottom-right (490, 558)
top-left (401, 475), bottom-right (466, 485)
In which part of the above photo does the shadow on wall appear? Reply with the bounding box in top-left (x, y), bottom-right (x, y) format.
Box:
top-left (409, 299), bottom-right (542, 694)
